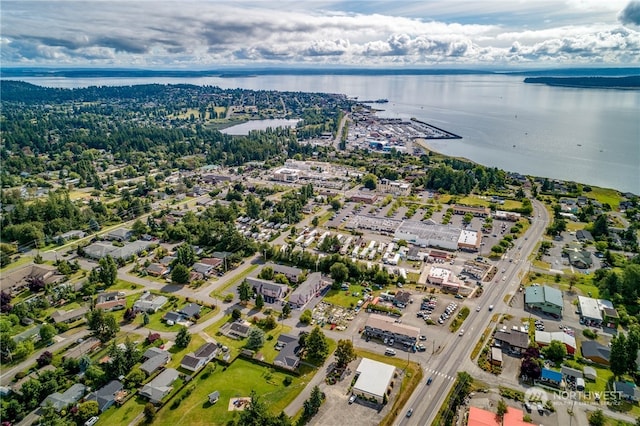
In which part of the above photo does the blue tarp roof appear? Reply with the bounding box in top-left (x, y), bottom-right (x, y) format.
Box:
top-left (541, 368), bottom-right (563, 383)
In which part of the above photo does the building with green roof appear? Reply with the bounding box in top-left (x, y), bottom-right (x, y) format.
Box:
top-left (525, 285), bottom-right (564, 317)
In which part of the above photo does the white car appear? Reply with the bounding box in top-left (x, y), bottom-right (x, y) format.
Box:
top-left (476, 306), bottom-right (481, 312)
top-left (459, 329), bottom-right (465, 336)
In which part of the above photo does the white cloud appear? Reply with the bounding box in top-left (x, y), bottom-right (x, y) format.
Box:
top-left (0, 1), bottom-right (638, 67)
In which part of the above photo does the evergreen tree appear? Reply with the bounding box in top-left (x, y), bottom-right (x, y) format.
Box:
top-left (176, 326), bottom-right (192, 348)
top-left (609, 333), bottom-right (628, 378)
top-left (255, 293), bottom-right (264, 309)
top-left (238, 280), bottom-right (253, 304)
top-left (304, 327), bottom-right (329, 364)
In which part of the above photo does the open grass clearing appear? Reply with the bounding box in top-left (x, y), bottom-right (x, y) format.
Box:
top-left (322, 284), bottom-right (366, 308)
top-left (526, 272), bottom-right (599, 297)
top-left (154, 357), bottom-right (312, 426)
top-left (587, 186), bottom-right (623, 208)
top-left (97, 394), bottom-right (147, 426)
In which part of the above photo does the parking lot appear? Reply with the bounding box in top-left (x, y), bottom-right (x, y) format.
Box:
top-left (311, 358), bottom-right (399, 426)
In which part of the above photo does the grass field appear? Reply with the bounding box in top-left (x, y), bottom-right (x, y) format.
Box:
top-left (323, 284), bottom-right (366, 308)
top-left (526, 272), bottom-right (599, 298)
top-left (0, 255), bottom-right (33, 272)
top-left (587, 187), bottom-right (623, 208)
top-left (97, 394), bottom-right (147, 426)
top-left (153, 358), bottom-right (312, 425)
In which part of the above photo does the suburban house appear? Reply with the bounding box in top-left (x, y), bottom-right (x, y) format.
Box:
top-left (140, 368), bottom-right (179, 404)
top-left (267, 263), bottom-right (303, 283)
top-left (0, 263), bottom-right (64, 293)
top-left (288, 272), bottom-right (332, 309)
top-left (146, 263), bottom-right (169, 277)
top-left (50, 306), bottom-right (89, 324)
top-left (535, 331), bottom-right (576, 354)
top-left (199, 257), bottom-right (223, 270)
top-left (85, 380), bottom-right (125, 412)
top-left (140, 347), bottom-right (171, 376)
top-left (581, 341), bottom-right (611, 365)
top-left (163, 311), bottom-right (183, 324)
top-left (525, 285), bottom-right (564, 317)
top-left (614, 381), bottom-right (640, 402)
top-left (178, 303), bottom-right (201, 319)
top-left (220, 320), bottom-right (251, 340)
top-left (563, 243), bottom-right (592, 269)
top-left (576, 230), bottom-right (595, 242)
top-left (246, 277), bottom-right (289, 303)
top-left (159, 256), bottom-right (177, 266)
top-left (106, 227), bottom-right (133, 242)
top-left (493, 330), bottom-right (529, 354)
top-left (364, 313), bottom-right (420, 347)
top-left (133, 292), bottom-right (168, 313)
top-left (95, 292), bottom-right (126, 312)
top-left (393, 290), bottom-right (412, 307)
top-left (274, 334), bottom-right (301, 370)
top-left (352, 358), bottom-right (396, 404)
top-left (180, 342), bottom-right (218, 372)
top-left (192, 262), bottom-right (217, 277)
top-left (41, 383), bottom-right (86, 412)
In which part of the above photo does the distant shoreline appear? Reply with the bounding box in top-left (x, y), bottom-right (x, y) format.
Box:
top-left (524, 76), bottom-right (640, 90)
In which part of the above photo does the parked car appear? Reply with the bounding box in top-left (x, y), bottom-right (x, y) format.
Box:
top-left (348, 394), bottom-right (357, 404)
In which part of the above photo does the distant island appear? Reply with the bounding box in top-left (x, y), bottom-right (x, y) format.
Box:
top-left (524, 76), bottom-right (640, 89)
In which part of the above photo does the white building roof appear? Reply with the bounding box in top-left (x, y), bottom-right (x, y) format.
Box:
top-left (578, 296), bottom-right (603, 321)
top-left (458, 230), bottom-right (479, 246)
top-left (535, 331), bottom-right (576, 349)
top-left (353, 358), bottom-right (396, 399)
top-left (428, 267), bottom-right (452, 280)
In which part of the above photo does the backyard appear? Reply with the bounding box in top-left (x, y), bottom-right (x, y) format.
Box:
top-left (153, 358), bottom-right (312, 425)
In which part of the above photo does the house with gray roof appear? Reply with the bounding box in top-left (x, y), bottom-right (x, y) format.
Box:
top-left (86, 380), bottom-right (124, 412)
top-left (274, 334), bottom-right (301, 370)
top-left (134, 292), bottom-right (168, 313)
top-left (220, 320), bottom-right (251, 339)
top-left (41, 383), bottom-right (86, 411)
top-left (0, 263), bottom-right (64, 293)
top-left (525, 285), bottom-right (564, 317)
top-left (288, 272), bottom-right (331, 309)
top-left (146, 263), bottom-right (168, 277)
top-left (50, 306), bottom-right (89, 324)
top-left (82, 242), bottom-right (117, 260)
top-left (140, 368), bottom-right (179, 404)
top-left (140, 348), bottom-right (171, 375)
top-left (246, 277), bottom-right (289, 303)
top-left (581, 341), bottom-right (610, 365)
top-left (106, 228), bottom-right (133, 242)
top-left (267, 263), bottom-right (303, 283)
top-left (180, 342), bottom-right (218, 372)
top-left (178, 303), bottom-right (201, 319)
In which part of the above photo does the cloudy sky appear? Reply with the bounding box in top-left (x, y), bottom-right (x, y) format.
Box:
top-left (2, 0), bottom-right (640, 68)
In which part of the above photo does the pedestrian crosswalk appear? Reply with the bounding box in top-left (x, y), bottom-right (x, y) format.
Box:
top-left (424, 367), bottom-right (455, 381)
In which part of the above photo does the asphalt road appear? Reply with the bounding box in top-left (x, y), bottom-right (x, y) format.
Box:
top-left (398, 199), bottom-right (550, 426)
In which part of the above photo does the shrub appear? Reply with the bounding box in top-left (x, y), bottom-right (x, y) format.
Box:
top-left (582, 329), bottom-right (597, 339)
top-left (283, 376), bottom-right (293, 386)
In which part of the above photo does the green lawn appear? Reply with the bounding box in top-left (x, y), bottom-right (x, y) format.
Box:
top-left (110, 279), bottom-right (143, 291)
top-left (97, 394), bottom-right (147, 426)
top-left (167, 333), bottom-right (206, 370)
top-left (526, 272), bottom-right (599, 298)
top-left (153, 358), bottom-right (312, 425)
top-left (0, 255), bottom-right (33, 272)
top-left (255, 325), bottom-right (293, 363)
top-left (587, 186), bottom-right (623, 208)
top-left (210, 264), bottom-right (259, 300)
top-left (323, 284), bottom-right (366, 308)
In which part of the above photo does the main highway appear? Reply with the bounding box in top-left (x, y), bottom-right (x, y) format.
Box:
top-left (398, 198), bottom-right (549, 426)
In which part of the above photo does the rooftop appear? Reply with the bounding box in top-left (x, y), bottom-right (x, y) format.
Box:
top-left (353, 358), bottom-right (396, 399)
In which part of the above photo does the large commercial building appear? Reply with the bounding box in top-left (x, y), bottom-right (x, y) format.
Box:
top-left (394, 220), bottom-right (460, 251)
top-left (364, 313), bottom-right (420, 347)
top-left (352, 358), bottom-right (396, 403)
top-left (525, 285), bottom-right (564, 317)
